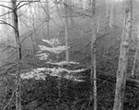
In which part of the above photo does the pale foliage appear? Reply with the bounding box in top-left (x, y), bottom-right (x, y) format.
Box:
top-left (21, 67), bottom-right (85, 81)
top-left (21, 68), bottom-right (47, 80)
top-left (38, 45), bottom-right (69, 54)
top-left (42, 38), bottom-right (61, 47)
top-left (46, 61), bottom-right (79, 66)
top-left (21, 38), bottom-right (85, 82)
top-left (36, 53), bottom-right (49, 60)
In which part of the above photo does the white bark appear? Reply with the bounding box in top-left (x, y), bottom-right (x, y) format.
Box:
top-left (113, 0), bottom-right (132, 110)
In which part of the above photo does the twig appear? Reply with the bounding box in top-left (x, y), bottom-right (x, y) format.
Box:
top-left (2, 89), bottom-right (16, 110)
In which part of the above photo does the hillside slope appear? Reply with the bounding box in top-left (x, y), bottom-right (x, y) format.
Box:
top-left (67, 26), bottom-right (122, 72)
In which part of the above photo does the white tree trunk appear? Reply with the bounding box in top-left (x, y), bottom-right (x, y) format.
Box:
top-left (113, 0), bottom-right (132, 110)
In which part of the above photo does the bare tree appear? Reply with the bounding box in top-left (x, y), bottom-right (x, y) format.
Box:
top-left (11, 0), bottom-right (22, 110)
top-left (113, 0), bottom-right (132, 110)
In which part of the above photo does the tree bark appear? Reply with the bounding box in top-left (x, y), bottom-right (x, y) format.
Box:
top-left (11, 0), bottom-right (22, 110)
top-left (113, 0), bottom-right (132, 110)
top-left (64, 0), bottom-right (69, 61)
top-left (131, 26), bottom-right (139, 76)
top-left (90, 0), bottom-right (97, 110)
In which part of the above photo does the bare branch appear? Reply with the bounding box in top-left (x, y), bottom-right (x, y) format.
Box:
top-left (20, 22), bottom-right (45, 44)
top-left (0, 4), bottom-right (12, 10)
top-left (0, 43), bottom-right (16, 49)
top-left (39, 2), bottom-right (61, 28)
top-left (0, 11), bottom-right (12, 18)
top-left (0, 20), bottom-right (16, 30)
top-left (17, 0), bottom-right (40, 9)
top-left (0, 0), bottom-right (40, 18)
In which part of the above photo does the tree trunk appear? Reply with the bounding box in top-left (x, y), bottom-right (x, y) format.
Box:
top-left (97, 16), bottom-right (100, 33)
top-left (46, 0), bottom-right (49, 39)
top-left (29, 4), bottom-right (37, 64)
top-left (109, 1), bottom-right (114, 28)
top-left (68, 0), bottom-right (74, 26)
top-left (131, 40), bottom-right (139, 76)
top-left (11, 0), bottom-right (22, 110)
top-left (113, 0), bottom-right (132, 110)
top-left (64, 0), bottom-right (69, 61)
top-left (131, 26), bottom-right (139, 76)
top-left (113, 1), bottom-right (116, 26)
top-left (105, 0), bottom-right (110, 18)
top-left (90, 0), bottom-right (97, 110)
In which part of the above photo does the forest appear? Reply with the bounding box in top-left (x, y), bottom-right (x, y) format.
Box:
top-left (0, 0), bottom-right (138, 110)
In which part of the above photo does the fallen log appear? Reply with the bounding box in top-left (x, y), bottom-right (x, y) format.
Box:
top-left (81, 68), bottom-right (139, 88)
